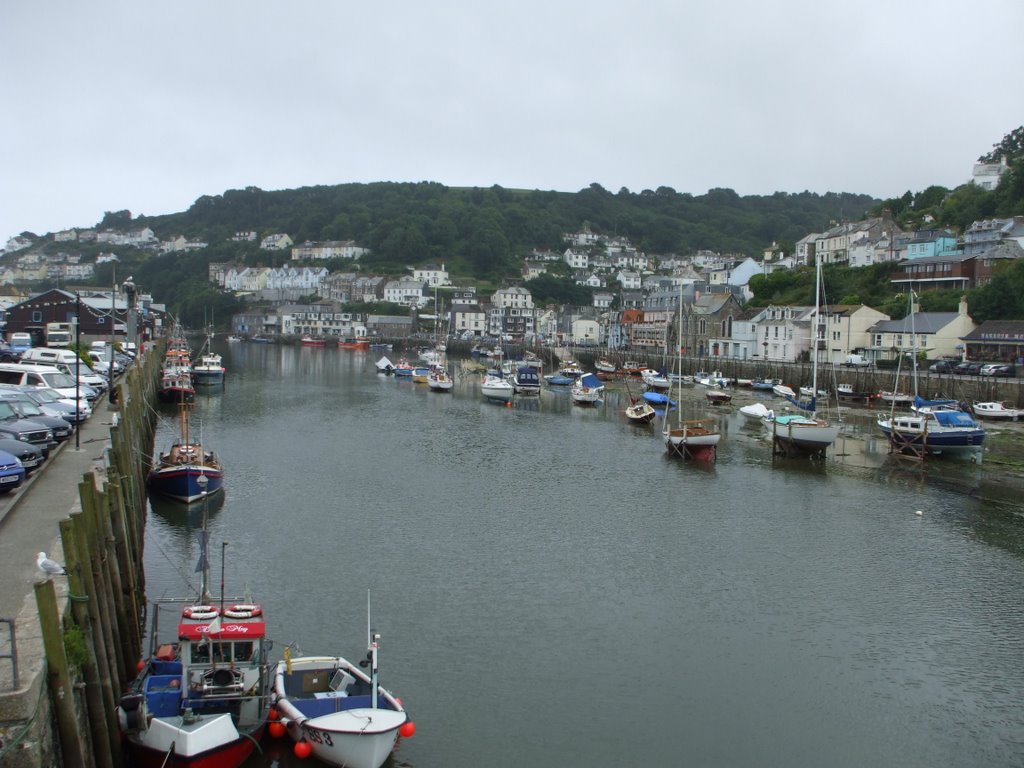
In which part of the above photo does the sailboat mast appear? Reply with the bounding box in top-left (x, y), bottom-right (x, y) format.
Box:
top-left (812, 257), bottom-right (822, 406)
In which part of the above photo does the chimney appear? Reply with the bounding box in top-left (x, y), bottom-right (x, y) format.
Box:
top-left (959, 295), bottom-right (968, 316)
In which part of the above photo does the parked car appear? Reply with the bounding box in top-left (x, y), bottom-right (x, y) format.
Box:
top-left (0, 448), bottom-right (27, 493)
top-left (0, 341), bottom-right (20, 363)
top-left (982, 363), bottom-right (1016, 378)
top-left (7, 332), bottom-right (32, 356)
top-left (0, 392), bottom-right (74, 442)
top-left (0, 437), bottom-right (44, 474)
top-left (929, 360), bottom-right (955, 374)
top-left (954, 361), bottom-right (981, 375)
top-left (18, 386), bottom-right (91, 424)
top-left (0, 400), bottom-right (54, 456)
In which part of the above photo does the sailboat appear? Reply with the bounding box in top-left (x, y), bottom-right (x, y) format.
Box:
top-left (764, 256), bottom-right (839, 458)
top-left (663, 284), bottom-right (721, 461)
top-left (116, 485), bottom-right (270, 766)
top-left (427, 293), bottom-right (454, 392)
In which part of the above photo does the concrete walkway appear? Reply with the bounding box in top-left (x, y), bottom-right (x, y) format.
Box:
top-left (0, 397), bottom-right (119, 695)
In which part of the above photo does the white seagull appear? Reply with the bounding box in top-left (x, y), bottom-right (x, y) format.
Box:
top-left (36, 552), bottom-right (67, 576)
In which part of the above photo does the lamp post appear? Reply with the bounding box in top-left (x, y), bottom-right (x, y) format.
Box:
top-left (196, 473), bottom-right (210, 603)
top-left (73, 295), bottom-right (80, 451)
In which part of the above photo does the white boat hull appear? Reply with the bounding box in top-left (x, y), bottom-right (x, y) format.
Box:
top-left (293, 710), bottom-right (405, 768)
top-left (481, 377), bottom-right (514, 403)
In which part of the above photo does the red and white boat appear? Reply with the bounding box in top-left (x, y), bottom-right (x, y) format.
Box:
top-left (301, 336), bottom-right (327, 347)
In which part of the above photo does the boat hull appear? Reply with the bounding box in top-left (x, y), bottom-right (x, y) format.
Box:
top-left (148, 466), bottom-right (224, 503)
top-left (122, 720), bottom-right (263, 768)
top-left (192, 370), bottom-right (224, 386)
top-left (769, 417), bottom-right (839, 456)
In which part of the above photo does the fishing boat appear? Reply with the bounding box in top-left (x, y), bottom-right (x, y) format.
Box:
top-left (557, 360), bottom-right (585, 380)
top-left (302, 336), bottom-right (327, 347)
top-left (148, 404), bottom-right (224, 503)
top-left (226, 335), bottom-right (242, 343)
top-left (158, 370), bottom-right (196, 404)
top-left (116, 488), bottom-right (269, 767)
top-left (972, 401), bottom-right (1022, 421)
top-left (766, 256), bottom-right (839, 458)
top-left (595, 358), bottom-right (617, 374)
top-left (480, 374), bottom-right (514, 403)
top-left (338, 338), bottom-right (369, 350)
top-left (272, 604), bottom-right (414, 768)
top-left (192, 331), bottom-right (225, 386)
top-left (570, 372), bottom-right (604, 406)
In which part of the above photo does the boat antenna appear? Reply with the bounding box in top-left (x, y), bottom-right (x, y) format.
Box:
top-left (365, 589), bottom-right (380, 710)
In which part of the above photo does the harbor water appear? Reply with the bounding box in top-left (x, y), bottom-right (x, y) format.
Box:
top-left (143, 343), bottom-right (1024, 768)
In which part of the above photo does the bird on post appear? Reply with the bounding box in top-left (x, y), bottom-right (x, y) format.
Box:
top-left (36, 552), bottom-right (68, 577)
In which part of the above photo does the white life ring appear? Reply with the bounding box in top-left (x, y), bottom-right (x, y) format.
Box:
top-left (223, 604), bottom-right (262, 619)
top-left (182, 605), bottom-right (219, 620)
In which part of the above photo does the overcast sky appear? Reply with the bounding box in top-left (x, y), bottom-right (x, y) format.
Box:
top-left (2, 1), bottom-right (1021, 240)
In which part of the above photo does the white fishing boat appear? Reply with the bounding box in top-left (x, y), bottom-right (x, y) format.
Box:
top-left (972, 401), bottom-right (1022, 421)
top-left (480, 374), bottom-right (514, 403)
top-left (772, 383), bottom-right (797, 399)
top-left (272, 602), bottom-right (415, 768)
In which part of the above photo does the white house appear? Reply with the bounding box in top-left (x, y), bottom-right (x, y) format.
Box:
top-left (760, 305), bottom-right (814, 362)
top-left (290, 240), bottom-right (367, 260)
top-left (563, 247), bottom-right (589, 270)
top-left (412, 264), bottom-right (451, 287)
top-left (383, 279), bottom-right (426, 307)
top-left (616, 270), bottom-right (642, 290)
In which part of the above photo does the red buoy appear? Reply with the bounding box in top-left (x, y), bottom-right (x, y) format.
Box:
top-left (136, 659), bottom-right (145, 672)
top-left (294, 741), bottom-right (312, 759)
top-left (268, 707), bottom-right (279, 721)
top-left (268, 721), bottom-right (286, 739)
top-left (399, 721), bottom-right (416, 738)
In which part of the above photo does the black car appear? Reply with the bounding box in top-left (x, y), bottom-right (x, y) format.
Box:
top-left (929, 360), bottom-right (955, 374)
top-left (0, 436), bottom-right (44, 473)
top-left (954, 361), bottom-right (981, 375)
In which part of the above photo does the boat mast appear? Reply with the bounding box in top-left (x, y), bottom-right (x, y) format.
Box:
top-left (811, 255), bottom-right (822, 415)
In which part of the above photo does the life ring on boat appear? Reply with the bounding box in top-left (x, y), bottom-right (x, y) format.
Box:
top-left (182, 605), bottom-right (219, 620)
top-left (223, 604), bottom-right (262, 619)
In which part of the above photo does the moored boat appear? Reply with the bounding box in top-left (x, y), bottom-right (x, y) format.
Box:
top-left (148, 405), bottom-right (224, 503)
top-left (705, 388), bottom-right (732, 405)
top-left (192, 352), bottom-right (225, 386)
top-left (480, 374), bottom-right (514, 403)
top-left (272, 637), bottom-right (414, 768)
top-left (302, 336), bottom-right (327, 347)
top-left (570, 372), bottom-right (604, 406)
top-left (116, 494), bottom-right (268, 768)
top-left (427, 366), bottom-right (454, 392)
top-left (972, 401), bottom-right (1022, 421)
top-left (877, 408), bottom-right (986, 459)
top-left (512, 365), bottom-right (542, 395)
top-left (625, 400), bottom-right (656, 424)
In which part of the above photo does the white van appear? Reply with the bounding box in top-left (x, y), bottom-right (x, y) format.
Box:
top-left (0, 363), bottom-right (99, 403)
top-left (20, 348), bottom-right (107, 391)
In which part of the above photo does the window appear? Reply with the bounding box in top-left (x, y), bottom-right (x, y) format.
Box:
top-left (32, 311), bottom-right (42, 322)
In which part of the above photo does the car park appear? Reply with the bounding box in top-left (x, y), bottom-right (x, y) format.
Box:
top-left (0, 448), bottom-right (27, 492)
top-left (0, 341), bottom-right (20, 362)
top-left (0, 392), bottom-right (74, 442)
top-left (0, 363), bottom-right (100, 403)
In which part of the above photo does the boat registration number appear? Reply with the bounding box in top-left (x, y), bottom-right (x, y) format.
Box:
top-left (303, 725), bottom-right (334, 746)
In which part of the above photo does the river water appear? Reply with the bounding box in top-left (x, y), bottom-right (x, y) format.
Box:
top-left (142, 342), bottom-right (1024, 768)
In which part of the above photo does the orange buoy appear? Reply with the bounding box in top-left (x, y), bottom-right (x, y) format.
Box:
top-left (268, 721), bottom-right (286, 739)
top-left (399, 721), bottom-right (416, 738)
top-left (294, 741), bottom-right (312, 758)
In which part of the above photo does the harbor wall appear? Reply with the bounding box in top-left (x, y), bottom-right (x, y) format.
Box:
top-left (0, 348), bottom-right (160, 768)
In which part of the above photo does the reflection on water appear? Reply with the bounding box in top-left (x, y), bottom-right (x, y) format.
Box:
top-left (139, 344), bottom-right (1024, 768)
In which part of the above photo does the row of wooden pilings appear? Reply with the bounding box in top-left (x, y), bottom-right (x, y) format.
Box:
top-left (29, 346), bottom-right (161, 768)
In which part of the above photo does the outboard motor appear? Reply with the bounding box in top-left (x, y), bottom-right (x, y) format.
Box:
top-left (116, 693), bottom-right (148, 733)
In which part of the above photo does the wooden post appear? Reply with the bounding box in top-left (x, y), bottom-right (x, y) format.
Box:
top-left (79, 491), bottom-right (123, 697)
top-left (71, 511), bottom-right (119, 758)
top-left (34, 578), bottom-right (88, 768)
top-left (60, 518), bottom-right (118, 768)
